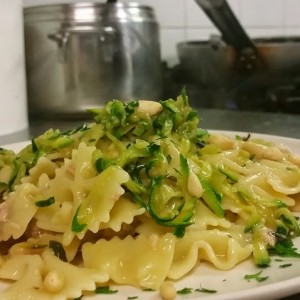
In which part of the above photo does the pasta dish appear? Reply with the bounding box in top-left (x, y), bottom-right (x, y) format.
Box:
top-left (0, 93), bottom-right (299, 299)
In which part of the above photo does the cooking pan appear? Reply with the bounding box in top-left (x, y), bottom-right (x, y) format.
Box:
top-left (178, 36), bottom-right (300, 89)
top-left (178, 0), bottom-right (300, 91)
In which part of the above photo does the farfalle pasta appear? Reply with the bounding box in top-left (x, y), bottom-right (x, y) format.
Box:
top-left (0, 94), bottom-right (299, 299)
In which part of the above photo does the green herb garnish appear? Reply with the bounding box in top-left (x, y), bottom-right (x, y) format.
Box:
top-left (177, 287), bottom-right (193, 295)
top-left (31, 138), bottom-right (39, 153)
top-left (95, 286), bottom-right (118, 294)
top-left (269, 240), bottom-right (300, 258)
top-left (244, 271), bottom-right (268, 282)
top-left (71, 206), bottom-right (87, 233)
top-left (95, 157), bottom-right (116, 173)
top-left (35, 196), bottom-right (55, 207)
top-left (279, 263), bottom-right (292, 268)
top-left (49, 240), bottom-right (67, 262)
top-left (62, 123), bottom-right (89, 136)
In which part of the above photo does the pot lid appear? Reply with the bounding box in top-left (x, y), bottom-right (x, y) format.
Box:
top-left (24, 2), bottom-right (156, 24)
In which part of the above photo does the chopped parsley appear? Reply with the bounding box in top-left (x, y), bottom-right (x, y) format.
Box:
top-left (35, 196), bottom-right (55, 207)
top-left (71, 206), bottom-right (87, 233)
top-left (62, 123), bottom-right (89, 136)
top-left (279, 263), bottom-right (292, 268)
top-left (177, 287), bottom-right (193, 295)
top-left (95, 286), bottom-right (118, 294)
top-left (49, 240), bottom-right (67, 262)
top-left (269, 240), bottom-right (300, 258)
top-left (31, 138), bottom-right (39, 153)
top-left (244, 271), bottom-right (268, 282)
top-left (95, 157), bottom-right (116, 173)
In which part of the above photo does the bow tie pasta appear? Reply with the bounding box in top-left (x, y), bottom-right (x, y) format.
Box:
top-left (0, 92), bottom-right (299, 299)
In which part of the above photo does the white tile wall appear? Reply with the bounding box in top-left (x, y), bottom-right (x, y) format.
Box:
top-left (23, 0), bottom-right (300, 66)
top-left (186, 0), bottom-right (240, 27)
top-left (160, 29), bottom-right (186, 67)
top-left (240, 0), bottom-right (284, 28)
top-left (284, 0), bottom-right (300, 27)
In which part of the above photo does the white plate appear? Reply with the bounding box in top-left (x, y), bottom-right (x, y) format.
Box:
top-left (2, 130), bottom-right (300, 300)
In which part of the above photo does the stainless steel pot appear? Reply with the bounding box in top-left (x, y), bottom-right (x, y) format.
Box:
top-left (24, 2), bottom-right (162, 118)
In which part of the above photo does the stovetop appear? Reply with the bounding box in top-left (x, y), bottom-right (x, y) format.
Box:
top-left (163, 64), bottom-right (300, 114)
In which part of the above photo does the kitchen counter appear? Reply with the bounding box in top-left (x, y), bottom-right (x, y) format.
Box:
top-left (0, 107), bottom-right (300, 300)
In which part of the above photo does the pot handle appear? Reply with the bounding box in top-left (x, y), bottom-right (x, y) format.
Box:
top-left (195, 0), bottom-right (261, 72)
top-left (48, 31), bottom-right (70, 48)
top-left (48, 31), bottom-right (70, 63)
top-left (48, 26), bottom-right (116, 45)
top-left (48, 26), bottom-right (117, 62)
